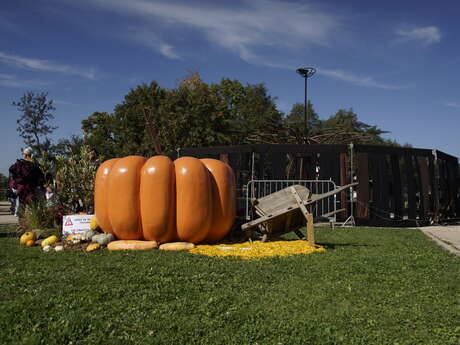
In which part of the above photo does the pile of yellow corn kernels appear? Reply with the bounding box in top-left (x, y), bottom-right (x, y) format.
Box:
top-left (190, 240), bottom-right (325, 259)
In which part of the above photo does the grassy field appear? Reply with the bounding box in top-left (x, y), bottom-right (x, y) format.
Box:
top-left (0, 225), bottom-right (459, 345)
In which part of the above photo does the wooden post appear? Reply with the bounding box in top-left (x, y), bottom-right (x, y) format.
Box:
top-left (306, 213), bottom-right (315, 246)
top-left (290, 186), bottom-right (315, 245)
top-left (290, 186), bottom-right (310, 217)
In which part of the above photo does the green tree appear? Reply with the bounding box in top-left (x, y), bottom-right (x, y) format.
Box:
top-left (81, 83), bottom-right (167, 158)
top-left (81, 112), bottom-right (118, 159)
top-left (83, 74), bottom-right (405, 155)
top-left (315, 108), bottom-right (390, 145)
top-left (160, 72), bottom-right (231, 151)
top-left (13, 91), bottom-right (57, 157)
top-left (284, 101), bottom-right (319, 139)
top-left (211, 78), bottom-right (283, 144)
top-left (54, 135), bottom-right (85, 157)
top-left (80, 74), bottom-right (285, 156)
top-left (113, 81), bottom-right (167, 156)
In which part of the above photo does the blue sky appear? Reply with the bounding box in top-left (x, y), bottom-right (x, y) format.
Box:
top-left (1, 0), bottom-right (459, 175)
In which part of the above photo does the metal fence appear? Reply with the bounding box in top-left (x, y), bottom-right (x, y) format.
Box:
top-left (245, 179), bottom-right (338, 221)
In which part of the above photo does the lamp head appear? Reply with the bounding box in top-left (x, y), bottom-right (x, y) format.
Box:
top-left (296, 67), bottom-right (316, 78)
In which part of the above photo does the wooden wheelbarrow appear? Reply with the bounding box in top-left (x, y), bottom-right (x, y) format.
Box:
top-left (242, 182), bottom-right (357, 245)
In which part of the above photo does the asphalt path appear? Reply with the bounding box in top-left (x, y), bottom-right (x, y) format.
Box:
top-left (419, 225), bottom-right (460, 256)
top-left (0, 201), bottom-right (17, 225)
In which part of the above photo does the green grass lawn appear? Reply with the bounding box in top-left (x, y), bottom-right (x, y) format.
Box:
top-left (0, 226), bottom-right (459, 345)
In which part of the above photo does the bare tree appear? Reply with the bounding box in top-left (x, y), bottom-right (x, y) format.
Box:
top-left (13, 91), bottom-right (57, 157)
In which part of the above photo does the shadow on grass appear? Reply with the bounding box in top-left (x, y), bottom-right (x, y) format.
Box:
top-left (0, 232), bottom-right (17, 238)
top-left (316, 242), bottom-right (379, 249)
top-left (0, 224), bottom-right (17, 238)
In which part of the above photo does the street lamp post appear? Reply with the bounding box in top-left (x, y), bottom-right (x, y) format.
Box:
top-left (296, 67), bottom-right (316, 141)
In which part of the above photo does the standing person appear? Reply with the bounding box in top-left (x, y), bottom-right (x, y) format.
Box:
top-left (45, 185), bottom-right (57, 207)
top-left (8, 147), bottom-right (44, 215)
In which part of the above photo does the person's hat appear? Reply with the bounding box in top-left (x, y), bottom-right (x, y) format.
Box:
top-left (22, 147), bottom-right (33, 156)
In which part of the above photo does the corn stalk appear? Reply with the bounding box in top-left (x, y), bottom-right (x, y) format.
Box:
top-left (55, 145), bottom-right (99, 213)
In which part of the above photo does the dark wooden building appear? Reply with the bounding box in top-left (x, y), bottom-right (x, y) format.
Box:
top-left (179, 144), bottom-right (460, 226)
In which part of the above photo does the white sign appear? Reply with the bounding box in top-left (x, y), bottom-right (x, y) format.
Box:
top-left (62, 214), bottom-right (93, 238)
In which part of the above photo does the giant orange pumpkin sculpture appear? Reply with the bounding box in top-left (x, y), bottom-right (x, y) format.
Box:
top-left (94, 156), bottom-right (236, 244)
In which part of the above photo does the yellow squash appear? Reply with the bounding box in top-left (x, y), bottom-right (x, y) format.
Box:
top-left (41, 235), bottom-right (58, 248)
top-left (20, 232), bottom-right (36, 245)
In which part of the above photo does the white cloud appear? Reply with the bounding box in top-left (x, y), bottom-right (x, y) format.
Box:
top-left (0, 73), bottom-right (24, 87)
top-left (318, 68), bottom-right (407, 90)
top-left (159, 44), bottom-right (179, 59)
top-left (444, 102), bottom-right (460, 109)
top-left (236, 57), bottom-right (406, 90)
top-left (81, 0), bottom-right (341, 62)
top-left (124, 28), bottom-right (180, 59)
top-left (0, 51), bottom-right (97, 79)
top-left (396, 26), bottom-right (441, 45)
top-left (57, 0), bottom-right (408, 90)
top-left (0, 73), bottom-right (48, 88)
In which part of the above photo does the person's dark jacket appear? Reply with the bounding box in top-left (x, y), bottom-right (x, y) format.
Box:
top-left (8, 159), bottom-right (44, 204)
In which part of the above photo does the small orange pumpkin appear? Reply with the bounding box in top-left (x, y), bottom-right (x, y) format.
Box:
top-left (94, 156), bottom-right (236, 244)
